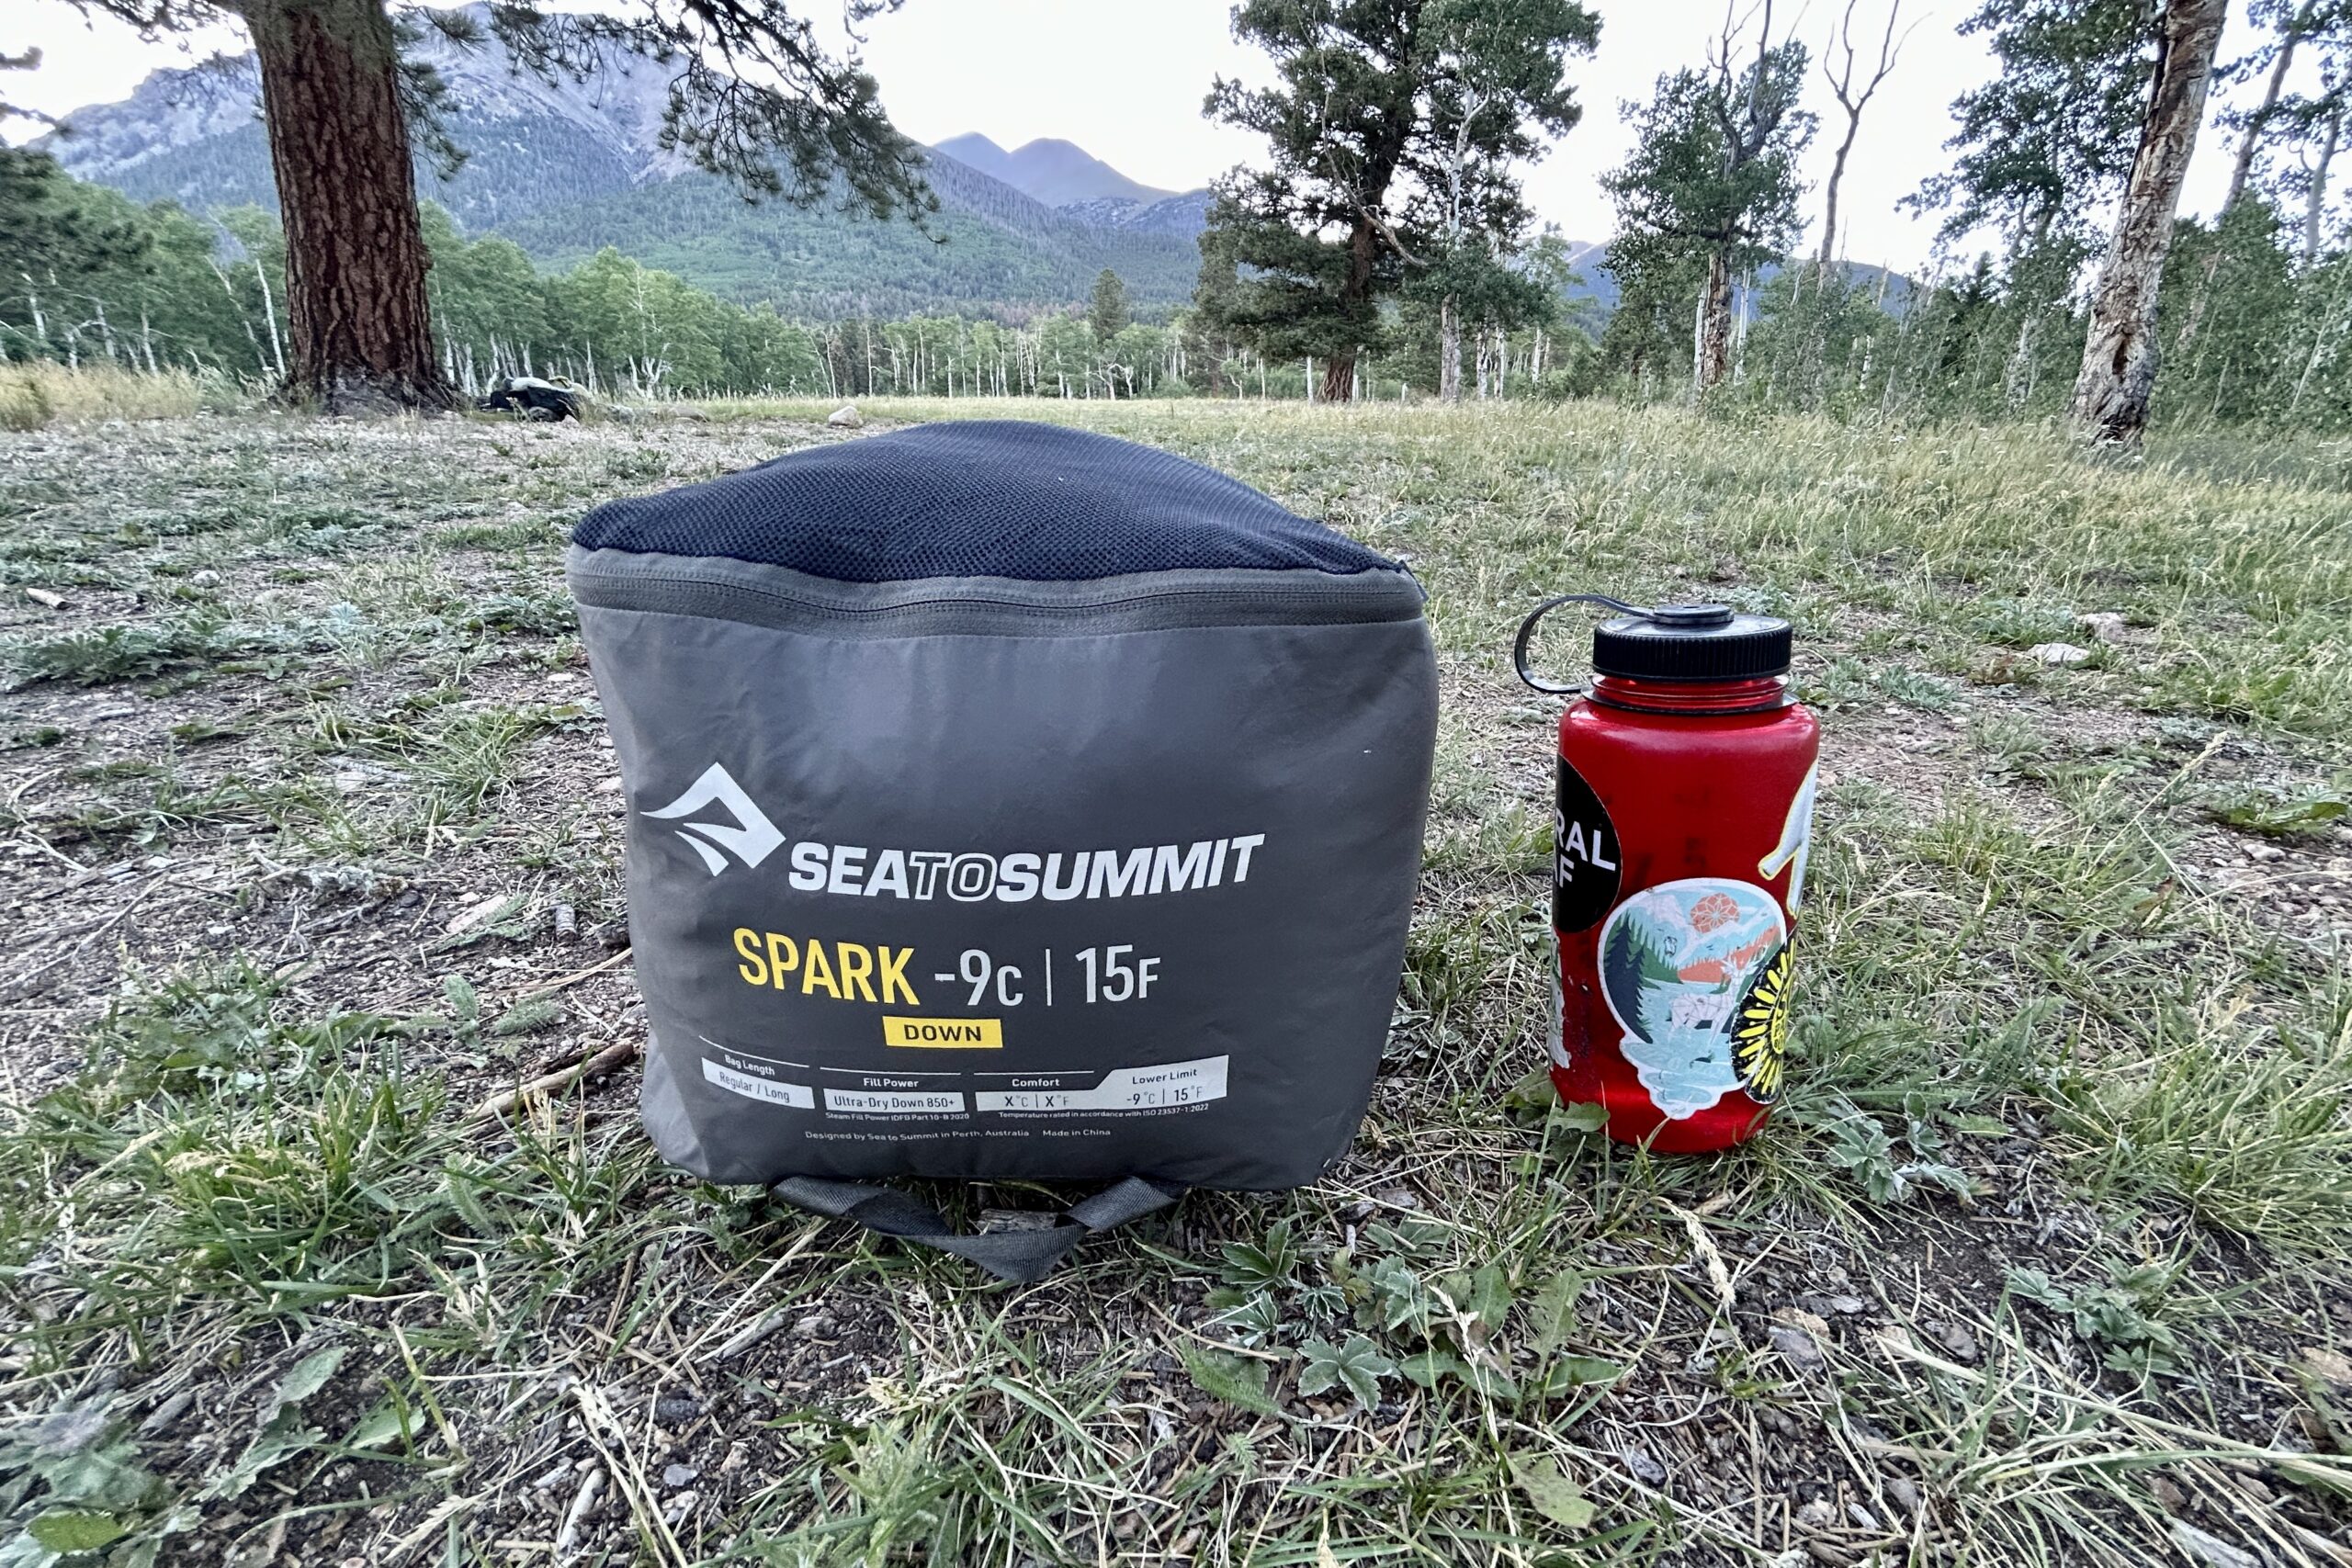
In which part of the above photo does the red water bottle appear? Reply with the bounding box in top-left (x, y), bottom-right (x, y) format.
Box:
top-left (1514, 594), bottom-right (1819, 1153)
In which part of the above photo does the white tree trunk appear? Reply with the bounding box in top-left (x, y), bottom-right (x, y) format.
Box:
top-left (1439, 296), bottom-right (1463, 402)
top-left (2306, 103), bottom-right (2342, 265)
top-left (2070, 0), bottom-right (2229, 443)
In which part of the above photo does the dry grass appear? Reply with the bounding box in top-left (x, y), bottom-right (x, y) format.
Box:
top-left (0, 363), bottom-right (241, 431)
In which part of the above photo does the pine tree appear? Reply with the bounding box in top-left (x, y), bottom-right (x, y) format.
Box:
top-left (1088, 268), bottom-right (1131, 344)
top-left (1198, 0), bottom-right (1597, 402)
top-left (56, 0), bottom-right (932, 413)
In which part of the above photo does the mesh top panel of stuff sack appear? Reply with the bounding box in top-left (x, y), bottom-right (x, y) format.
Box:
top-left (569, 421), bottom-right (1438, 1192)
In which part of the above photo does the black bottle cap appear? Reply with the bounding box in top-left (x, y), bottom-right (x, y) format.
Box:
top-left (1593, 603), bottom-right (1792, 682)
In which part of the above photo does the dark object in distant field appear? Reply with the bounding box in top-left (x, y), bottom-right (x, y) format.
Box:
top-left (480, 376), bottom-right (585, 422)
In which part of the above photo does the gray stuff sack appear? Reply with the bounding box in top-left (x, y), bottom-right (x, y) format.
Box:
top-left (568, 421), bottom-right (1437, 1280)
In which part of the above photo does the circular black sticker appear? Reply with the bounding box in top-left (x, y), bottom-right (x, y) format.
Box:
top-left (1553, 761), bottom-right (1622, 931)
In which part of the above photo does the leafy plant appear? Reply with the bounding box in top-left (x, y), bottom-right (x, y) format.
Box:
top-left (2202, 784), bottom-right (2349, 839)
top-left (1179, 1348), bottom-right (1283, 1420)
top-left (1295, 1336), bottom-right (1395, 1412)
top-left (1809, 1094), bottom-right (1975, 1204)
top-left (205, 1347), bottom-right (348, 1499)
top-left (1508, 1450), bottom-right (1597, 1530)
top-left (0, 1403), bottom-right (183, 1566)
top-left (2006, 1260), bottom-right (2188, 1375)
top-left (2, 615), bottom-right (290, 690)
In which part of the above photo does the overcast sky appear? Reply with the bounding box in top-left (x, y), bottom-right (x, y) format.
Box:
top-left (5, 0), bottom-right (2288, 276)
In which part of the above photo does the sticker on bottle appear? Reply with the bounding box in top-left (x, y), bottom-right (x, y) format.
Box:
top-left (1758, 760), bottom-right (1819, 912)
top-left (1597, 878), bottom-right (1791, 1118)
top-left (1553, 761), bottom-right (1622, 931)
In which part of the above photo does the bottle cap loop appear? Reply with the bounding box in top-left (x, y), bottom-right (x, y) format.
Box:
top-left (1515, 593), bottom-right (1792, 694)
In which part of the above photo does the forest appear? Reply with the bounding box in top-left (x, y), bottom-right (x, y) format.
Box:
top-left (14, 146), bottom-right (2352, 428)
top-left (5, 0), bottom-right (2352, 430)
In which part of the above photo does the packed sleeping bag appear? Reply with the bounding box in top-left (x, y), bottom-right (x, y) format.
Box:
top-left (568, 421), bottom-right (1438, 1279)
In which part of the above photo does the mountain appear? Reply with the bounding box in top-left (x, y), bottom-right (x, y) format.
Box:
top-left (40, 16), bottom-right (1208, 318)
top-left (1057, 191), bottom-right (1216, 237)
top-left (494, 156), bottom-right (1206, 320)
top-left (932, 133), bottom-right (1178, 207)
top-left (1553, 243), bottom-right (1917, 323)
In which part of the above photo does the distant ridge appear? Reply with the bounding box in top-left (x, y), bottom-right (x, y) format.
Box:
top-left (36, 17), bottom-right (1213, 319)
top-left (932, 132), bottom-right (1180, 207)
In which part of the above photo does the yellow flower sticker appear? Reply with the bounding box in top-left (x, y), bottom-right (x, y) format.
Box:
top-left (1733, 940), bottom-right (1794, 1102)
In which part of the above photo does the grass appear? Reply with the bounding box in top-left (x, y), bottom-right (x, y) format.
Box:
top-left (0, 363), bottom-right (240, 431)
top-left (0, 396), bottom-right (2347, 1564)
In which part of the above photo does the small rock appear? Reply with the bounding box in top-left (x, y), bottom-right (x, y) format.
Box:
top-left (2171, 1519), bottom-right (2261, 1568)
top-left (1928, 1320), bottom-right (1979, 1361)
top-left (597, 777), bottom-right (624, 795)
top-left (1620, 1445), bottom-right (1667, 1486)
top-left (2029, 641), bottom-right (2091, 667)
top-left (662, 1489), bottom-right (697, 1525)
top-left (1885, 1476), bottom-right (1920, 1513)
top-left (2245, 842), bottom-right (2286, 863)
top-left (2076, 611), bottom-right (2129, 642)
top-left (191, 570), bottom-right (221, 587)
top-left (827, 404), bottom-right (864, 429)
top-left (1770, 1323), bottom-right (1826, 1370)
top-left (651, 1394), bottom-right (702, 1425)
top-left (2302, 1347), bottom-right (2352, 1386)
top-left (662, 1462), bottom-right (700, 1488)
top-left (445, 894), bottom-right (514, 935)
top-left (1795, 1497), bottom-right (1837, 1529)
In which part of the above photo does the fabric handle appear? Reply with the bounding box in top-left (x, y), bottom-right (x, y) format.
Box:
top-left (771, 1174), bottom-right (1185, 1283)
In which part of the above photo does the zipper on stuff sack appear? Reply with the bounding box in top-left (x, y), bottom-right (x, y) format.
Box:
top-left (566, 556), bottom-right (1428, 636)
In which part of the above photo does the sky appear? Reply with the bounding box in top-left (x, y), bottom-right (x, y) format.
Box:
top-left (3, 0), bottom-right (2289, 276)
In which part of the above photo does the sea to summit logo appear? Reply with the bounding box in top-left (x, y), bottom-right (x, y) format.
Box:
top-left (645, 762), bottom-right (785, 875)
top-left (642, 761), bottom-right (1268, 899)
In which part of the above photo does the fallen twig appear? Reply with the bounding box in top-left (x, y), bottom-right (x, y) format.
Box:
top-left (466, 1038), bottom-right (638, 1122)
top-left (532, 945), bottom-right (634, 993)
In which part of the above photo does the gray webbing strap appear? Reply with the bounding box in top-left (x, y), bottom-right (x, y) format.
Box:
top-left (771, 1174), bottom-right (1185, 1283)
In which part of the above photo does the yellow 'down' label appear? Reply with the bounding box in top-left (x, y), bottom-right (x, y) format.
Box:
top-left (882, 1016), bottom-right (1003, 1049)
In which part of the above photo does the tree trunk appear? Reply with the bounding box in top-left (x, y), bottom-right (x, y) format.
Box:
top-left (1319, 351), bottom-right (1353, 402)
top-left (245, 0), bottom-right (455, 412)
top-left (1321, 215), bottom-right (1379, 404)
top-left (1817, 129), bottom-right (1856, 267)
top-left (1694, 248), bottom-right (1735, 393)
top-left (2069, 0), bottom-right (2228, 444)
top-left (1438, 295), bottom-right (1462, 402)
top-left (2227, 0), bottom-right (2312, 211)
top-left (2307, 103), bottom-right (2342, 265)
